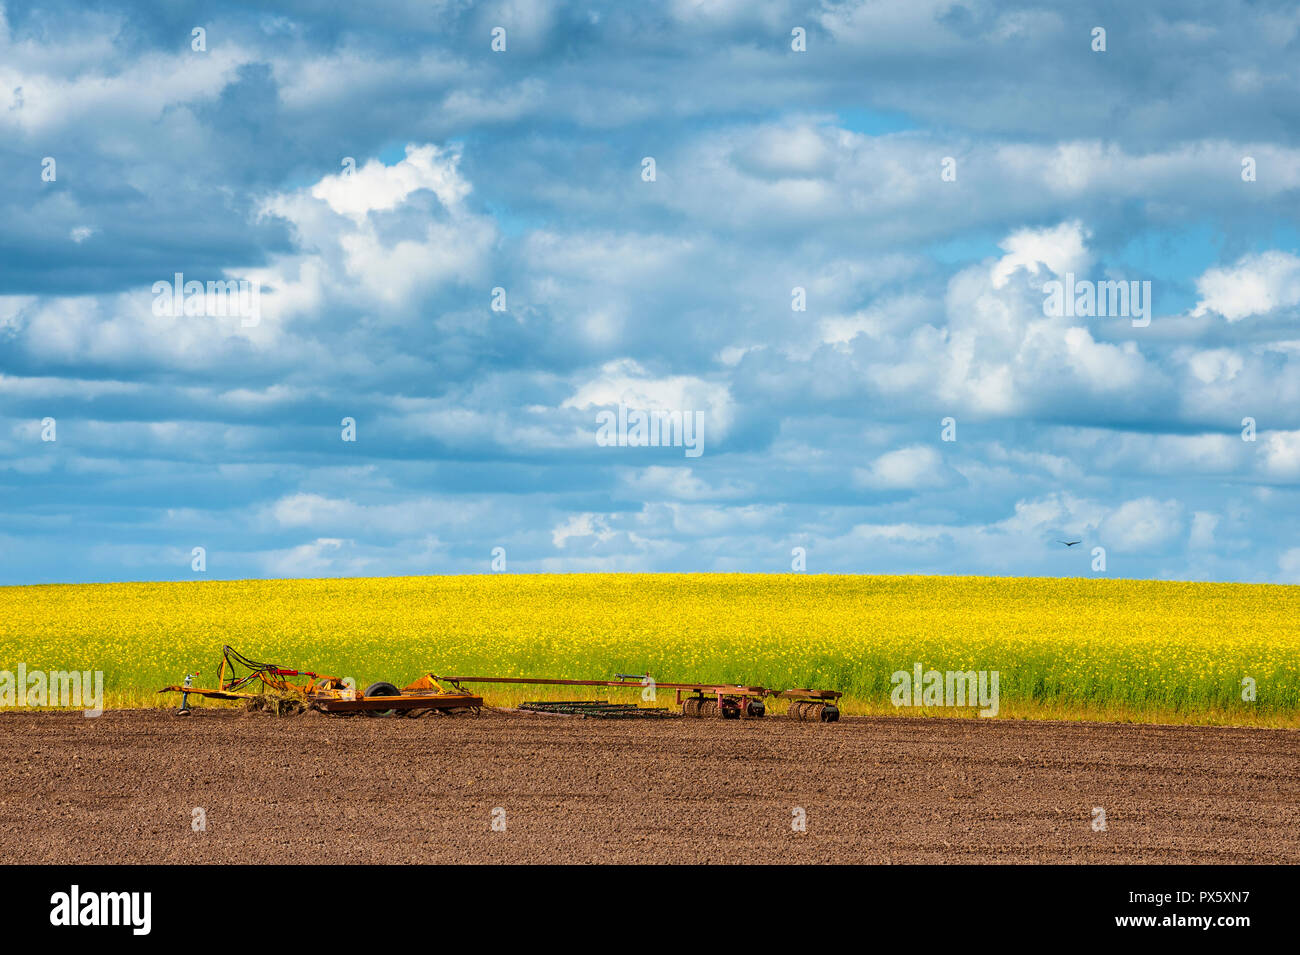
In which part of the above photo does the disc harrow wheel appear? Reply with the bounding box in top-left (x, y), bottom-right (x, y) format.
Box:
top-left (789, 700), bottom-right (839, 721)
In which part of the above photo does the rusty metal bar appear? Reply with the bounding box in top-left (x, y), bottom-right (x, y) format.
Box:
top-left (431, 674), bottom-right (842, 701)
top-left (431, 674), bottom-right (772, 696)
top-left (320, 694), bottom-right (482, 714)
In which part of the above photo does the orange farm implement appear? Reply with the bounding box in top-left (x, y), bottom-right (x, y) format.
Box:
top-left (161, 647), bottom-right (841, 722)
top-left (159, 646), bottom-right (482, 717)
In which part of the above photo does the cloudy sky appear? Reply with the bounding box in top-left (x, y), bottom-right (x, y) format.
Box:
top-left (2, 0), bottom-right (1300, 584)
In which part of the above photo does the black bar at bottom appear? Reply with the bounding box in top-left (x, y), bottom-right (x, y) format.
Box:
top-left (6, 864), bottom-right (1278, 940)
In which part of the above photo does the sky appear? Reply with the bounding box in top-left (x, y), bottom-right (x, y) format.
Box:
top-left (2, 0), bottom-right (1300, 585)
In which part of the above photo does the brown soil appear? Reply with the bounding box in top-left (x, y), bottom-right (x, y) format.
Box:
top-left (1, 708), bottom-right (1296, 864)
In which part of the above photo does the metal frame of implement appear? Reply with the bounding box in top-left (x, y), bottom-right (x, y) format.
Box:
top-left (158, 645), bottom-right (483, 717)
top-left (432, 673), bottom-right (842, 721)
top-left (517, 700), bottom-right (680, 719)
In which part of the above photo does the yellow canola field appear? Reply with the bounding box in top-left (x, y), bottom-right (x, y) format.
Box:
top-left (0, 574), bottom-right (1296, 726)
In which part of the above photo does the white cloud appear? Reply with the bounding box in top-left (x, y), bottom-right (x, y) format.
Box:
top-left (18, 288), bottom-right (281, 366)
top-left (1279, 547), bottom-right (1300, 582)
top-left (441, 79), bottom-right (547, 125)
top-left (263, 492), bottom-right (491, 536)
top-left (877, 221), bottom-right (1156, 417)
top-left (0, 35), bottom-right (252, 136)
top-left (1187, 348), bottom-right (1245, 383)
top-left (1100, 497), bottom-right (1184, 551)
top-left (563, 359), bottom-right (735, 437)
top-left (269, 493), bottom-right (356, 528)
top-left (1261, 430), bottom-right (1300, 479)
top-left (854, 445), bottom-right (947, 490)
top-left (261, 538), bottom-right (353, 576)
top-left (552, 513), bottom-right (614, 548)
top-left (309, 144), bottom-right (471, 221)
top-left (257, 142), bottom-right (495, 313)
top-left (621, 466), bottom-right (739, 501)
top-left (998, 492), bottom-right (1105, 538)
top-left (1193, 250), bottom-right (1300, 321)
top-left (991, 220), bottom-right (1092, 289)
top-left (1190, 511), bottom-right (1219, 549)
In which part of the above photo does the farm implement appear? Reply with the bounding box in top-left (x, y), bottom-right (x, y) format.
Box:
top-left (431, 673), bottom-right (841, 721)
top-left (159, 646), bottom-right (483, 717)
top-left (160, 646), bottom-right (841, 722)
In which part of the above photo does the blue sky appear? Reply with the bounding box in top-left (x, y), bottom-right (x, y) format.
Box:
top-left (2, 0), bottom-right (1300, 584)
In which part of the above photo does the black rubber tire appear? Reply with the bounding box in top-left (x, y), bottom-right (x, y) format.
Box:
top-left (745, 700), bottom-right (765, 718)
top-left (363, 681), bottom-right (400, 717)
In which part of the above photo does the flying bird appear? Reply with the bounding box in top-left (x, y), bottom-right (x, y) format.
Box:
top-left (1057, 540), bottom-right (1081, 547)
